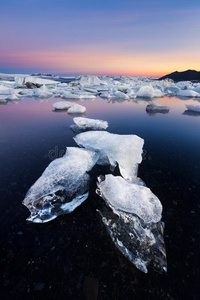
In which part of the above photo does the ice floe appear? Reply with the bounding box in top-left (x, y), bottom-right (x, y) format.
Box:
top-left (97, 175), bottom-right (162, 224)
top-left (74, 131), bottom-right (144, 182)
top-left (68, 103), bottom-right (86, 114)
top-left (185, 104), bottom-right (200, 113)
top-left (23, 147), bottom-right (99, 223)
top-left (70, 117), bottom-right (108, 133)
top-left (136, 85), bottom-right (164, 98)
top-left (146, 102), bottom-right (170, 113)
top-left (177, 90), bottom-right (200, 98)
top-left (52, 101), bottom-right (73, 110)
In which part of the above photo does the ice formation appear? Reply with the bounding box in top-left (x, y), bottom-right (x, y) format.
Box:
top-left (70, 117), bottom-right (108, 133)
top-left (177, 90), bottom-right (200, 98)
top-left (52, 101), bottom-right (73, 110)
top-left (74, 131), bottom-right (144, 182)
top-left (146, 102), bottom-right (170, 113)
top-left (68, 103), bottom-right (86, 114)
top-left (23, 147), bottom-right (99, 223)
top-left (185, 104), bottom-right (200, 113)
top-left (97, 209), bottom-right (167, 273)
top-left (97, 175), bottom-right (162, 224)
top-left (136, 85), bottom-right (164, 98)
top-left (32, 85), bottom-right (53, 98)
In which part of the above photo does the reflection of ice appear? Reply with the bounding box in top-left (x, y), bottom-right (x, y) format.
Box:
top-left (146, 102), bottom-right (170, 115)
top-left (23, 148), bottom-right (99, 223)
top-left (182, 110), bottom-right (200, 117)
top-left (97, 208), bottom-right (167, 273)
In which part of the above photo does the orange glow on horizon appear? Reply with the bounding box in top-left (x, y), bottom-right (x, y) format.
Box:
top-left (1, 48), bottom-right (200, 77)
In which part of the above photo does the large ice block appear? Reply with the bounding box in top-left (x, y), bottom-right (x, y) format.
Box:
top-left (70, 117), bottom-right (108, 133)
top-left (23, 148), bottom-right (99, 223)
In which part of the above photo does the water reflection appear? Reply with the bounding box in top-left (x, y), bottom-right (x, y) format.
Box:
top-left (182, 110), bottom-right (200, 117)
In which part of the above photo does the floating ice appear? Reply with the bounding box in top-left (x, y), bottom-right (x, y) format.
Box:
top-left (70, 117), bottom-right (108, 133)
top-left (0, 85), bottom-right (12, 95)
top-left (96, 175), bottom-right (162, 223)
top-left (33, 85), bottom-right (53, 98)
top-left (146, 102), bottom-right (170, 113)
top-left (177, 90), bottom-right (200, 98)
top-left (185, 104), bottom-right (200, 113)
top-left (5, 94), bottom-right (20, 101)
top-left (23, 147), bottom-right (99, 223)
top-left (97, 209), bottom-right (167, 273)
top-left (52, 101), bottom-right (73, 110)
top-left (136, 85), bottom-right (164, 98)
top-left (100, 90), bottom-right (129, 100)
top-left (68, 103), bottom-right (86, 114)
top-left (74, 131), bottom-right (144, 182)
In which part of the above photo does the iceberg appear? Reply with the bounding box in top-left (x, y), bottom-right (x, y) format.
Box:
top-left (5, 94), bottom-right (20, 101)
top-left (0, 85), bottom-right (12, 95)
top-left (146, 102), bottom-right (170, 113)
top-left (97, 208), bottom-right (167, 273)
top-left (96, 175), bottom-right (162, 224)
top-left (100, 90), bottom-right (129, 100)
top-left (185, 104), bottom-right (200, 113)
top-left (70, 117), bottom-right (108, 133)
top-left (68, 103), bottom-right (86, 114)
top-left (74, 131), bottom-right (144, 182)
top-left (136, 85), bottom-right (164, 98)
top-left (52, 101), bottom-right (73, 110)
top-left (177, 90), bottom-right (200, 98)
top-left (23, 147), bottom-right (99, 223)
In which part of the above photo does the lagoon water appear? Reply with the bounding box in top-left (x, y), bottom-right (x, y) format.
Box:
top-left (0, 96), bottom-right (200, 299)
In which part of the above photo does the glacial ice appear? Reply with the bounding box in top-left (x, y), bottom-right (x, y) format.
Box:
top-left (70, 117), bottom-right (108, 133)
top-left (23, 147), bottom-right (99, 223)
top-left (146, 102), bottom-right (170, 113)
top-left (0, 85), bottom-right (12, 95)
top-left (185, 104), bottom-right (200, 113)
top-left (136, 85), bottom-right (164, 98)
top-left (68, 103), bottom-right (86, 114)
top-left (52, 101), bottom-right (73, 110)
top-left (5, 94), bottom-right (20, 101)
top-left (96, 175), bottom-right (162, 224)
top-left (32, 85), bottom-right (53, 98)
top-left (74, 131), bottom-right (144, 182)
top-left (177, 90), bottom-right (200, 98)
top-left (97, 209), bottom-right (167, 273)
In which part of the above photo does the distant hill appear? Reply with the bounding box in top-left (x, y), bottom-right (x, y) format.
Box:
top-left (159, 70), bottom-right (200, 81)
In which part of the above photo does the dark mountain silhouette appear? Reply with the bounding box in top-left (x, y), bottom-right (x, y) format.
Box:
top-left (159, 69), bottom-right (200, 81)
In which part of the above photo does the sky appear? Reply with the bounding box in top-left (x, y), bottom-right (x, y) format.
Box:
top-left (0, 0), bottom-right (200, 77)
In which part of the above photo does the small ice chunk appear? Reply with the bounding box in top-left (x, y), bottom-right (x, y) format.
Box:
top-left (52, 101), bottom-right (73, 110)
top-left (177, 90), bottom-right (200, 98)
top-left (70, 117), bottom-right (108, 133)
top-left (185, 104), bottom-right (200, 113)
top-left (97, 209), bottom-right (167, 273)
top-left (0, 85), bottom-right (12, 95)
top-left (136, 85), bottom-right (164, 98)
top-left (96, 175), bottom-right (162, 223)
top-left (74, 131), bottom-right (144, 182)
top-left (68, 103), bottom-right (86, 114)
top-left (23, 147), bottom-right (99, 223)
top-left (146, 102), bottom-right (170, 113)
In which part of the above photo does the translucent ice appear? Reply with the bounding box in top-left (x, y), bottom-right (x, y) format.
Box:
top-left (97, 209), bottom-right (167, 273)
top-left (186, 104), bottom-right (200, 113)
top-left (146, 102), bottom-right (170, 113)
top-left (23, 147), bottom-right (99, 223)
top-left (96, 175), bottom-right (162, 223)
top-left (74, 131), bottom-right (144, 182)
top-left (33, 85), bottom-right (53, 98)
top-left (52, 101), bottom-right (73, 110)
top-left (70, 117), bottom-right (108, 133)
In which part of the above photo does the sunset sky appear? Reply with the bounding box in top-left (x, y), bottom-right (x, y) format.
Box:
top-left (1, 0), bottom-right (200, 77)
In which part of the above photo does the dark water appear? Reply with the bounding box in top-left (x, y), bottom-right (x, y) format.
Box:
top-left (0, 96), bottom-right (200, 299)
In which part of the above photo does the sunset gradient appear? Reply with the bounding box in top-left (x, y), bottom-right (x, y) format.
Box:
top-left (1, 0), bottom-right (200, 77)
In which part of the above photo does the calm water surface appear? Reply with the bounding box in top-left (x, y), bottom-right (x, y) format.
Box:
top-left (0, 96), bottom-right (200, 299)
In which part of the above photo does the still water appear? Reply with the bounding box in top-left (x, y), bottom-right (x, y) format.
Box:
top-left (0, 96), bottom-right (200, 299)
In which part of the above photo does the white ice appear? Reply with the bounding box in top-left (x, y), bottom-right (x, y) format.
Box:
top-left (23, 147), bottom-right (99, 223)
top-left (136, 85), bottom-right (164, 98)
top-left (74, 131), bottom-right (144, 182)
top-left (177, 90), bottom-right (200, 98)
top-left (52, 101), bottom-right (73, 110)
top-left (97, 175), bottom-right (162, 224)
top-left (185, 104), bottom-right (200, 113)
top-left (68, 103), bottom-right (86, 114)
top-left (32, 85), bottom-right (53, 98)
top-left (70, 117), bottom-right (108, 132)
